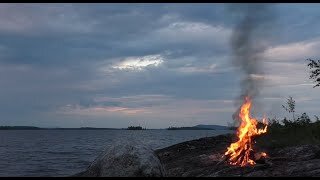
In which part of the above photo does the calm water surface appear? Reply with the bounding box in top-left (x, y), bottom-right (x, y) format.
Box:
top-left (0, 129), bottom-right (232, 176)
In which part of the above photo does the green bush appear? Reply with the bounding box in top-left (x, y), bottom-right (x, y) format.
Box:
top-left (256, 113), bottom-right (320, 149)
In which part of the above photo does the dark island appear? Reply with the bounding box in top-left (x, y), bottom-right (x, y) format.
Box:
top-left (126, 126), bottom-right (146, 130)
top-left (167, 124), bottom-right (230, 130)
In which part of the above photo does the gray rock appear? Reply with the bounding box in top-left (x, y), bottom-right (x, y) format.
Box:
top-left (155, 134), bottom-right (320, 177)
top-left (74, 140), bottom-right (166, 177)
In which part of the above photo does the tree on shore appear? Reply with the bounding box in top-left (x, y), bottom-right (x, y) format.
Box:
top-left (282, 96), bottom-right (296, 121)
top-left (307, 58), bottom-right (320, 88)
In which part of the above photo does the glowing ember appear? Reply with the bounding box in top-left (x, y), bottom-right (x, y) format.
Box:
top-left (224, 96), bottom-right (268, 167)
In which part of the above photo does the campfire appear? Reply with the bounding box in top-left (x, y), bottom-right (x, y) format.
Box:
top-left (224, 96), bottom-right (268, 167)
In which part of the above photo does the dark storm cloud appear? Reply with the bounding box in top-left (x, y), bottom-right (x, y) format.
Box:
top-left (0, 4), bottom-right (230, 66)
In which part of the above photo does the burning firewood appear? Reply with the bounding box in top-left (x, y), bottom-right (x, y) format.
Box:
top-left (224, 96), bottom-right (268, 167)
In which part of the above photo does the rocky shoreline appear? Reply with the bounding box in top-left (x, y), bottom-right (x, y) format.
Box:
top-left (156, 134), bottom-right (320, 177)
top-left (75, 134), bottom-right (320, 177)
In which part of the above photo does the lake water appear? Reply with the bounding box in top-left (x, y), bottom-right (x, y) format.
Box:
top-left (0, 129), bottom-right (232, 177)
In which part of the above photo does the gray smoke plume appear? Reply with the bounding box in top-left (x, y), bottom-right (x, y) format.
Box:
top-left (229, 4), bottom-right (275, 121)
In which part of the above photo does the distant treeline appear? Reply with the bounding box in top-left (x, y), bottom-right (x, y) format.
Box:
top-left (0, 126), bottom-right (119, 130)
top-left (167, 126), bottom-right (212, 130)
top-left (0, 126), bottom-right (41, 130)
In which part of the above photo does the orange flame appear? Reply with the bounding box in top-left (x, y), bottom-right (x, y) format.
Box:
top-left (224, 96), bottom-right (268, 167)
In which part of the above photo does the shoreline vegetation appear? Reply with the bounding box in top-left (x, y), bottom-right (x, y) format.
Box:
top-left (255, 96), bottom-right (320, 149)
top-left (257, 115), bottom-right (320, 149)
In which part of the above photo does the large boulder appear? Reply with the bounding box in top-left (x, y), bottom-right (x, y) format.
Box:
top-left (74, 140), bottom-right (166, 177)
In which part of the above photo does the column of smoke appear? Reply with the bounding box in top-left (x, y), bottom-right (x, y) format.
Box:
top-left (229, 4), bottom-right (275, 123)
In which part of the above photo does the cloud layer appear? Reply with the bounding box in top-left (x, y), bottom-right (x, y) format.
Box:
top-left (0, 4), bottom-right (319, 128)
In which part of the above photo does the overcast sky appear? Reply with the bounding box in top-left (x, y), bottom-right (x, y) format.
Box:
top-left (0, 3), bottom-right (319, 128)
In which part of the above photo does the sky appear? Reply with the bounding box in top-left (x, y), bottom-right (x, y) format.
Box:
top-left (0, 3), bottom-right (319, 128)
